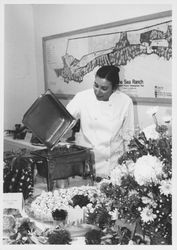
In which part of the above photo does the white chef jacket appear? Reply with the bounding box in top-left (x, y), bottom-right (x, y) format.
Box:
top-left (66, 89), bottom-right (134, 178)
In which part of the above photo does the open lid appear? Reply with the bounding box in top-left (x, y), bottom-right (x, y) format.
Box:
top-left (22, 89), bottom-right (76, 149)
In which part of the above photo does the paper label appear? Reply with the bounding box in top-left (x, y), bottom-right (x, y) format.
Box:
top-left (3, 193), bottom-right (24, 212)
top-left (25, 132), bottom-right (32, 142)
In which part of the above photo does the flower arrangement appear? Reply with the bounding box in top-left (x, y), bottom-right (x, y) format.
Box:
top-left (85, 108), bottom-right (172, 245)
top-left (5, 217), bottom-right (40, 244)
top-left (4, 216), bottom-right (72, 245)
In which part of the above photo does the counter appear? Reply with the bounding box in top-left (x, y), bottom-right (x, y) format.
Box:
top-left (3, 135), bottom-right (46, 152)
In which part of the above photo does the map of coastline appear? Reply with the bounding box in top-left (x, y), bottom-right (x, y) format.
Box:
top-left (53, 22), bottom-right (172, 84)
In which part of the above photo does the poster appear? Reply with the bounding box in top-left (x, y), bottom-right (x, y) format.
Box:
top-left (43, 11), bottom-right (172, 103)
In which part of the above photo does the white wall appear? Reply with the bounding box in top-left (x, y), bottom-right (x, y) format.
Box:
top-left (4, 4), bottom-right (38, 130)
top-left (4, 4), bottom-right (172, 130)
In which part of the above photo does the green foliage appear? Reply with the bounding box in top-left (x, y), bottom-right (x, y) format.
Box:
top-left (86, 206), bottom-right (112, 229)
top-left (85, 229), bottom-right (102, 244)
top-left (71, 194), bottom-right (90, 208)
top-left (118, 131), bottom-right (172, 165)
top-left (47, 228), bottom-right (72, 244)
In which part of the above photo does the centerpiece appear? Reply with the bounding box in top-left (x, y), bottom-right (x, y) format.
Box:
top-left (84, 107), bottom-right (172, 245)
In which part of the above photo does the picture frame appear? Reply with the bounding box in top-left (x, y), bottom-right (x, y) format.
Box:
top-left (43, 10), bottom-right (172, 105)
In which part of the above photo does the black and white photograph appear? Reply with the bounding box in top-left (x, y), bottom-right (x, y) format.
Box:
top-left (1, 0), bottom-right (176, 247)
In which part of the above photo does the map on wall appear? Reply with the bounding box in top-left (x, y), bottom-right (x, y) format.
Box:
top-left (43, 12), bottom-right (172, 102)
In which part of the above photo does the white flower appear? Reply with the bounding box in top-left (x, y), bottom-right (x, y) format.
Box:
top-left (110, 163), bottom-right (135, 186)
top-left (143, 124), bottom-right (159, 140)
top-left (128, 240), bottom-right (136, 245)
top-left (110, 166), bottom-right (123, 186)
top-left (98, 178), bottom-right (111, 186)
top-left (86, 203), bottom-right (93, 209)
top-left (126, 160), bottom-right (135, 176)
top-left (109, 209), bottom-right (118, 220)
top-left (159, 179), bottom-right (172, 196)
top-left (146, 106), bottom-right (159, 116)
top-left (134, 154), bottom-right (164, 186)
top-left (128, 190), bottom-right (138, 196)
top-left (140, 207), bottom-right (157, 222)
top-left (141, 196), bottom-right (157, 208)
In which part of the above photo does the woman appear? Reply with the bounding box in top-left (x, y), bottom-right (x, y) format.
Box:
top-left (67, 65), bottom-right (134, 178)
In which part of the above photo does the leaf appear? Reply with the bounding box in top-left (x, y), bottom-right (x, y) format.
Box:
top-left (101, 234), bottom-right (113, 239)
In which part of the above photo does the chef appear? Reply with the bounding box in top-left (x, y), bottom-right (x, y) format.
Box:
top-left (67, 65), bottom-right (134, 178)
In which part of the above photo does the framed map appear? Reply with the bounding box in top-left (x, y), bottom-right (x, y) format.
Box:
top-left (43, 10), bottom-right (172, 105)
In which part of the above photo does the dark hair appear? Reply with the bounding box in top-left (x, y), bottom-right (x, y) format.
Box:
top-left (95, 65), bottom-right (120, 90)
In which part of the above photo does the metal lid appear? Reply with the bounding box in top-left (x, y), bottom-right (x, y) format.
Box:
top-left (22, 89), bottom-right (76, 149)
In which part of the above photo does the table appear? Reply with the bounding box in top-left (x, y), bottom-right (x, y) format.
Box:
top-left (4, 136), bottom-right (95, 191)
top-left (3, 135), bottom-right (46, 152)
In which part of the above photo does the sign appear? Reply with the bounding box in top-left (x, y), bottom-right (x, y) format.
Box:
top-left (3, 193), bottom-right (24, 213)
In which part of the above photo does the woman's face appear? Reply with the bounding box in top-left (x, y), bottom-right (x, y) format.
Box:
top-left (93, 76), bottom-right (113, 101)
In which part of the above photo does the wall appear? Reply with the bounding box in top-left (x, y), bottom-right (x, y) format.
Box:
top-left (33, 4), bottom-right (172, 129)
top-left (4, 4), bottom-right (172, 131)
top-left (4, 4), bottom-right (37, 130)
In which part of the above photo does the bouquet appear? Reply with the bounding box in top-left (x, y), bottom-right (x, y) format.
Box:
top-left (111, 108), bottom-right (172, 244)
top-left (86, 107), bottom-right (172, 245)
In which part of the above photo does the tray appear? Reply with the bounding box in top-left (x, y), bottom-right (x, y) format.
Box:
top-left (22, 89), bottom-right (76, 149)
top-left (24, 198), bottom-right (98, 238)
top-left (31, 144), bottom-right (90, 158)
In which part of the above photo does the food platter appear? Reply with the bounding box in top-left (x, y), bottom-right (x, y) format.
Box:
top-left (24, 197), bottom-right (98, 239)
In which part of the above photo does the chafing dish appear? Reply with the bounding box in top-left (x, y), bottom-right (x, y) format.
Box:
top-left (23, 89), bottom-right (94, 190)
